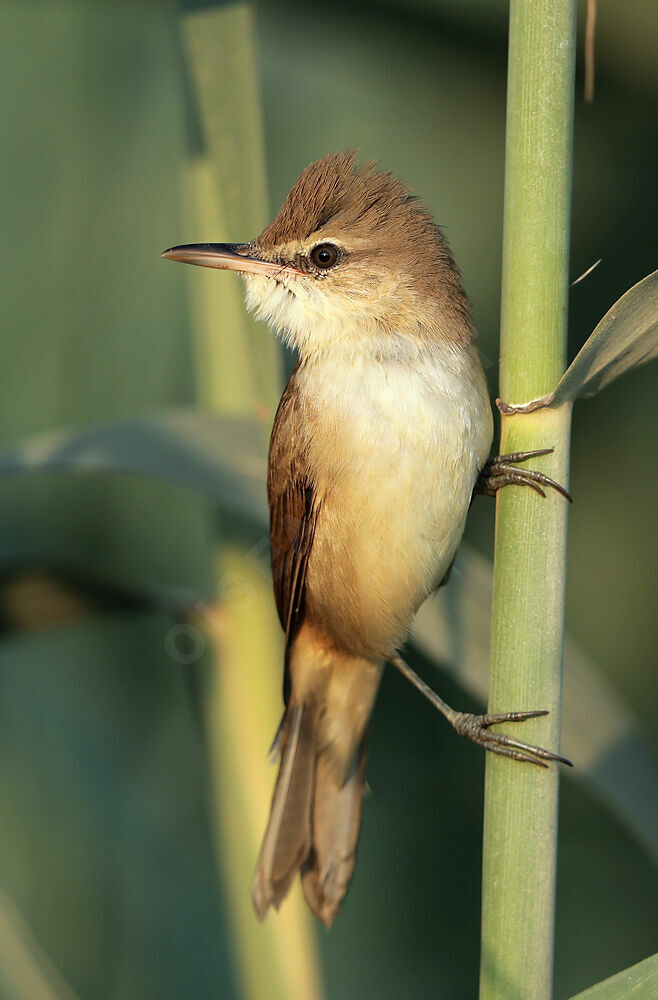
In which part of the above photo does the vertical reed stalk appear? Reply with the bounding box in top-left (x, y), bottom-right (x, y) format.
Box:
top-left (180, 6), bottom-right (323, 999)
top-left (479, 3), bottom-right (577, 999)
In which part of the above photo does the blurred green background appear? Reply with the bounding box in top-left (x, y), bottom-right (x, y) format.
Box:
top-left (0, 1), bottom-right (656, 998)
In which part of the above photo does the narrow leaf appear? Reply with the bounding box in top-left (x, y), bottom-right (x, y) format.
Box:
top-left (568, 951), bottom-right (658, 1000)
top-left (498, 270), bottom-right (658, 413)
top-left (0, 410), bottom-right (268, 523)
top-left (553, 269), bottom-right (658, 403)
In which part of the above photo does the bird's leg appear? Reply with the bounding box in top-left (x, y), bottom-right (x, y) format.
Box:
top-left (389, 655), bottom-right (572, 767)
top-left (475, 448), bottom-right (572, 503)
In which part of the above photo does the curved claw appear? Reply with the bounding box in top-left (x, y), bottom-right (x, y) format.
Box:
top-left (477, 739), bottom-right (549, 767)
top-left (477, 448), bottom-right (573, 503)
top-left (497, 449), bottom-right (554, 463)
top-left (388, 655), bottom-right (573, 768)
top-left (479, 709), bottom-right (549, 724)
top-left (493, 465), bottom-right (571, 502)
top-left (453, 710), bottom-right (573, 768)
top-left (485, 471), bottom-right (548, 498)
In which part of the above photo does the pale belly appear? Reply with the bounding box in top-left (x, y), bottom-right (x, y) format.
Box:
top-left (300, 347), bottom-right (493, 656)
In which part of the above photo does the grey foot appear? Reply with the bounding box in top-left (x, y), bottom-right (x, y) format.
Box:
top-left (477, 449), bottom-right (572, 503)
top-left (453, 709), bottom-right (572, 767)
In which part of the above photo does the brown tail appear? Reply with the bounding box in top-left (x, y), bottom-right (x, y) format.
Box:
top-left (251, 702), bottom-right (368, 927)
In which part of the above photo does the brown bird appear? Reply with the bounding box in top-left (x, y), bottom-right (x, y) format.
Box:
top-left (163, 151), bottom-right (571, 927)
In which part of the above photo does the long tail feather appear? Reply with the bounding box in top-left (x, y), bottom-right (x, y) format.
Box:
top-left (301, 736), bottom-right (369, 927)
top-left (252, 703), bottom-right (369, 925)
top-left (252, 705), bottom-right (316, 918)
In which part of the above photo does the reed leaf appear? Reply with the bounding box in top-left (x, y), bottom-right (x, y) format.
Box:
top-left (568, 952), bottom-right (658, 1000)
top-left (498, 269), bottom-right (658, 414)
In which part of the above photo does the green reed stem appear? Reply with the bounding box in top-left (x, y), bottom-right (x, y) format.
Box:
top-left (479, 3), bottom-right (577, 999)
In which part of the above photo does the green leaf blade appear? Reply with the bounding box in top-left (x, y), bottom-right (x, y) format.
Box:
top-left (498, 270), bottom-right (658, 414)
top-left (552, 270), bottom-right (658, 405)
top-left (0, 410), bottom-right (268, 524)
top-left (568, 952), bottom-right (658, 1000)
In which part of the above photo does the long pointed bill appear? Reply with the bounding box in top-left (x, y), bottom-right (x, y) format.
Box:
top-left (161, 243), bottom-right (303, 278)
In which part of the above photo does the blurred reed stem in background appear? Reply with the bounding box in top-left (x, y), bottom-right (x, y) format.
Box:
top-left (179, 6), bottom-right (323, 999)
top-left (479, 3), bottom-right (577, 998)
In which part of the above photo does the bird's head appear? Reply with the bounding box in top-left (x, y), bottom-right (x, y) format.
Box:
top-left (163, 151), bottom-right (472, 360)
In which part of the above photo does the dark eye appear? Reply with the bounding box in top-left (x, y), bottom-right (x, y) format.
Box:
top-left (310, 243), bottom-right (340, 269)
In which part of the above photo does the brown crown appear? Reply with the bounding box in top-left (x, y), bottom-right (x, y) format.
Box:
top-left (257, 151), bottom-right (432, 247)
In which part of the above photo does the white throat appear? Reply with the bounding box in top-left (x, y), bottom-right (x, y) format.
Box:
top-left (242, 271), bottom-right (436, 362)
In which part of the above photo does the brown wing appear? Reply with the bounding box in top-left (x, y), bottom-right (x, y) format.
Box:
top-left (268, 365), bottom-right (320, 698)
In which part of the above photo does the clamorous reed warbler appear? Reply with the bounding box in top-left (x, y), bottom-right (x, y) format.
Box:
top-left (163, 151), bottom-right (570, 927)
